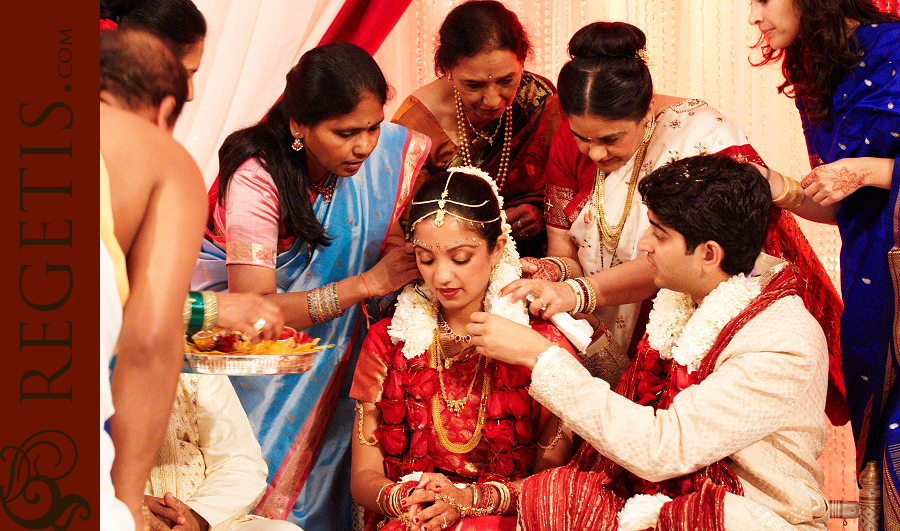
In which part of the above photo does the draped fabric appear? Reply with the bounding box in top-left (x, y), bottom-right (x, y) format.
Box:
top-left (518, 266), bottom-right (801, 531)
top-left (192, 123), bottom-right (429, 531)
top-left (318, 0), bottom-right (414, 55)
top-left (177, 0), bottom-right (409, 187)
top-left (795, 22), bottom-right (900, 530)
top-left (349, 317), bottom-right (576, 531)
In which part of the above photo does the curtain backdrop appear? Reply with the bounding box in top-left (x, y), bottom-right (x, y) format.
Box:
top-left (174, 2), bottom-right (900, 527)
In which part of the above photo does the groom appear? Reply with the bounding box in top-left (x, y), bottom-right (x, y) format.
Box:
top-left (471, 154), bottom-right (830, 530)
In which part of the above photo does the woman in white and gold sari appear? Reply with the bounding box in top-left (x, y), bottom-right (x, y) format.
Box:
top-left (503, 21), bottom-right (845, 424)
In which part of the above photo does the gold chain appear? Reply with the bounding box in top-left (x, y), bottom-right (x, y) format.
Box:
top-left (435, 334), bottom-right (482, 413)
top-left (593, 121), bottom-right (656, 253)
top-left (536, 418), bottom-right (563, 450)
top-left (430, 334), bottom-right (491, 454)
top-left (454, 88), bottom-right (512, 190)
top-left (355, 400), bottom-right (378, 446)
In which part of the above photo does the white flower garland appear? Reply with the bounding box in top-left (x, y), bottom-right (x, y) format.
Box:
top-left (617, 493), bottom-right (672, 531)
top-left (645, 274), bottom-right (761, 373)
top-left (388, 166), bottom-right (529, 358)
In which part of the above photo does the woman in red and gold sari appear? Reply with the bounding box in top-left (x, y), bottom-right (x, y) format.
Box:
top-left (392, 0), bottom-right (560, 258)
top-left (349, 168), bottom-right (576, 531)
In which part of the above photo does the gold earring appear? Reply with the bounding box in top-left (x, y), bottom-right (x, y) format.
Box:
top-left (448, 72), bottom-right (453, 81)
top-left (292, 135), bottom-right (304, 151)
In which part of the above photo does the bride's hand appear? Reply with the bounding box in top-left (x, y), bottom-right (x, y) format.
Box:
top-left (402, 473), bottom-right (469, 530)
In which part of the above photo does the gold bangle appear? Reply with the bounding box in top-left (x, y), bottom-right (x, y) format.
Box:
top-left (781, 177), bottom-right (805, 210)
top-left (483, 481), bottom-right (511, 515)
top-left (771, 171), bottom-right (792, 205)
top-left (355, 401), bottom-right (378, 446)
top-left (576, 277), bottom-right (597, 314)
top-left (376, 483), bottom-right (391, 515)
top-left (564, 279), bottom-right (584, 314)
top-left (537, 418), bottom-right (563, 450)
top-left (201, 291), bottom-right (218, 331)
top-left (543, 257), bottom-right (570, 281)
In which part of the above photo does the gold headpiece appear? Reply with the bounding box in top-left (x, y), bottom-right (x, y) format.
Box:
top-left (636, 49), bottom-right (649, 64)
top-left (409, 167), bottom-right (501, 230)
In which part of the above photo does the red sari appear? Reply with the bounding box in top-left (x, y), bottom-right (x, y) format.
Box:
top-left (350, 316), bottom-right (576, 531)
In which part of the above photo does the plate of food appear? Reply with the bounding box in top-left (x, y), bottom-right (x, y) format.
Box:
top-left (183, 327), bottom-right (330, 375)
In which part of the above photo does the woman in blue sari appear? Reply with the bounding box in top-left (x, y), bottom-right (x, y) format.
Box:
top-left (193, 42), bottom-right (430, 531)
top-left (749, 0), bottom-right (900, 527)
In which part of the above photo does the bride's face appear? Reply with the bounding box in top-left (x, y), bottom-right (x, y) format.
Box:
top-left (412, 216), bottom-right (504, 317)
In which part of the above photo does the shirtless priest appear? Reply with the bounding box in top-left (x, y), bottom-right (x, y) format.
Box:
top-left (468, 154), bottom-right (829, 530)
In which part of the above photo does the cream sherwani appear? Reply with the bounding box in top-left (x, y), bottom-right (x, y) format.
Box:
top-left (530, 267), bottom-right (829, 530)
top-left (146, 374), bottom-right (301, 531)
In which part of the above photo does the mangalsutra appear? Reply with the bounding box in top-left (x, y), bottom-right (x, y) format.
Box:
top-left (454, 88), bottom-right (512, 190)
top-left (594, 120), bottom-right (656, 253)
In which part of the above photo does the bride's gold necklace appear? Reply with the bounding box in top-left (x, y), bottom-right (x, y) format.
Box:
top-left (593, 120), bottom-right (656, 253)
top-left (430, 332), bottom-right (490, 453)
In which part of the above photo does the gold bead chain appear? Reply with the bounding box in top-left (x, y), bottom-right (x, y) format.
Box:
top-left (454, 88), bottom-right (512, 190)
top-left (593, 121), bottom-right (656, 253)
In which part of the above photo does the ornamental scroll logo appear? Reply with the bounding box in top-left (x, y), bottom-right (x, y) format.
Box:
top-left (0, 430), bottom-right (90, 529)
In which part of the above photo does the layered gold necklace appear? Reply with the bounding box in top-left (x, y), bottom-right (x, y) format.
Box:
top-left (429, 331), bottom-right (490, 454)
top-left (593, 120), bottom-right (656, 253)
top-left (454, 88), bottom-right (512, 190)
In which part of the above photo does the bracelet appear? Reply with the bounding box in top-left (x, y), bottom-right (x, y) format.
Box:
top-left (376, 483), bottom-right (392, 516)
top-left (470, 483), bottom-right (480, 511)
top-left (778, 176), bottom-right (805, 210)
top-left (359, 273), bottom-right (373, 299)
top-left (201, 291), bottom-right (218, 331)
top-left (543, 257), bottom-right (570, 281)
top-left (563, 279), bottom-right (584, 314)
top-left (482, 481), bottom-right (511, 515)
top-left (355, 401), bottom-right (378, 446)
top-left (771, 171), bottom-right (792, 205)
top-left (573, 277), bottom-right (597, 314)
top-left (307, 282), bottom-right (346, 324)
top-left (537, 418), bottom-right (563, 450)
top-left (184, 291), bottom-right (205, 336)
top-left (435, 492), bottom-right (493, 518)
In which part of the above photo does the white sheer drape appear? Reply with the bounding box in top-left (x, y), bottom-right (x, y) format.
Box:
top-left (173, 0), bottom-right (346, 185)
top-left (173, 1), bottom-right (853, 517)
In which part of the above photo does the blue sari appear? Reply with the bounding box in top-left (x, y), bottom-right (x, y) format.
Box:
top-left (797, 22), bottom-right (900, 528)
top-left (193, 122), bottom-right (429, 531)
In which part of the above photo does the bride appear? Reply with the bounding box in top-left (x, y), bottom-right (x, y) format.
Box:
top-left (349, 167), bottom-right (577, 531)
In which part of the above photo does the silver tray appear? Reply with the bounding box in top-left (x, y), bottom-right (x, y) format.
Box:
top-left (182, 349), bottom-right (321, 375)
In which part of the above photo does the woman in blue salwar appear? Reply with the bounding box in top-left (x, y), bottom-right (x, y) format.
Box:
top-left (192, 42), bottom-right (430, 531)
top-left (749, 0), bottom-right (900, 527)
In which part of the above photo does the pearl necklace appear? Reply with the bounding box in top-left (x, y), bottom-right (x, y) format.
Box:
top-left (454, 88), bottom-right (512, 190)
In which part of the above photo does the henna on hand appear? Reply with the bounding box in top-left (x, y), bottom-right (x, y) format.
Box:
top-left (801, 164), bottom-right (873, 193)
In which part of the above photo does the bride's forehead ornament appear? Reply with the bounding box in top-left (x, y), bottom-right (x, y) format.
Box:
top-left (409, 167), bottom-right (499, 230)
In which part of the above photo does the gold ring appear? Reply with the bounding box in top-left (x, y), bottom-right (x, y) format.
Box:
top-left (253, 318), bottom-right (266, 332)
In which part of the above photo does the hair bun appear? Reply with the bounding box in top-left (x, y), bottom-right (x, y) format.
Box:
top-left (568, 21), bottom-right (647, 61)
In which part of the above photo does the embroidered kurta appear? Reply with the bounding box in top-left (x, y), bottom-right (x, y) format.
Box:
top-left (145, 374), bottom-right (291, 531)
